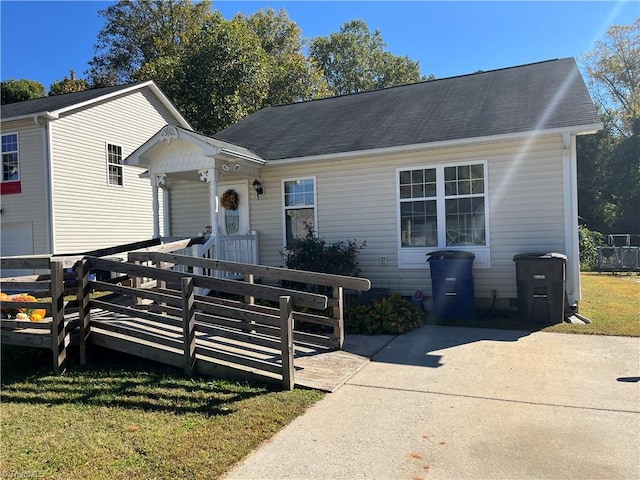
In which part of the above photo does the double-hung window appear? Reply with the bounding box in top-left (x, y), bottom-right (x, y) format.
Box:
top-left (1, 133), bottom-right (20, 195)
top-left (106, 143), bottom-right (123, 186)
top-left (283, 177), bottom-right (316, 248)
top-left (2, 133), bottom-right (19, 181)
top-left (398, 161), bottom-right (489, 268)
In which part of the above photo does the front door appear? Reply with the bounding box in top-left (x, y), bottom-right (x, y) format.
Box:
top-left (219, 181), bottom-right (250, 236)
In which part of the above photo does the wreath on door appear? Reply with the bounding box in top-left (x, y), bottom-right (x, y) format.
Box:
top-left (221, 189), bottom-right (239, 210)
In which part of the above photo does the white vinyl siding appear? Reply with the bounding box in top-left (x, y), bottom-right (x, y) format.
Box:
top-left (250, 136), bottom-right (566, 299)
top-left (0, 122), bottom-right (49, 255)
top-left (50, 88), bottom-right (178, 253)
top-left (169, 180), bottom-right (210, 236)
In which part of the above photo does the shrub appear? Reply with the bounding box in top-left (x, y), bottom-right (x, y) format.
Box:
top-left (579, 225), bottom-right (604, 271)
top-left (282, 226), bottom-right (366, 294)
top-left (345, 293), bottom-right (424, 335)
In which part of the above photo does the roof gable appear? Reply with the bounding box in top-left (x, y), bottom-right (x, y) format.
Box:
top-left (1, 81), bottom-right (191, 128)
top-left (213, 58), bottom-right (601, 161)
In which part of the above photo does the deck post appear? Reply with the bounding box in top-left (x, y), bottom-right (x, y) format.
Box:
top-left (50, 260), bottom-right (67, 374)
top-left (244, 273), bottom-right (255, 305)
top-left (181, 277), bottom-right (197, 377)
top-left (333, 286), bottom-right (344, 349)
top-left (77, 258), bottom-right (92, 365)
top-left (279, 295), bottom-right (295, 390)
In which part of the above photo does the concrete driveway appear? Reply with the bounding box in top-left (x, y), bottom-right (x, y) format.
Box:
top-left (224, 325), bottom-right (640, 480)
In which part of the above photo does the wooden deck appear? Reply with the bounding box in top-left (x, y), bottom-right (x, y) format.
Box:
top-left (2, 239), bottom-right (373, 391)
top-left (87, 308), bottom-right (369, 392)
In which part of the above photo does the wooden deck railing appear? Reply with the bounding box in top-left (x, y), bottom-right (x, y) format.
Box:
top-left (127, 252), bottom-right (372, 349)
top-left (1, 238), bottom-right (195, 374)
top-left (0, 256), bottom-right (68, 374)
top-left (78, 255), bottom-right (336, 389)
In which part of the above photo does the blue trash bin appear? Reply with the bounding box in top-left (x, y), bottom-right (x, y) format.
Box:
top-left (427, 251), bottom-right (475, 320)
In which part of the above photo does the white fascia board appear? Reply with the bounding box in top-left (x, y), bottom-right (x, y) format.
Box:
top-left (218, 146), bottom-right (266, 165)
top-left (1, 112), bottom-right (59, 123)
top-left (265, 123), bottom-right (604, 166)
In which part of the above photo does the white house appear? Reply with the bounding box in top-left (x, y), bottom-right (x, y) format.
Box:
top-left (0, 81), bottom-right (191, 274)
top-left (125, 58), bottom-right (601, 309)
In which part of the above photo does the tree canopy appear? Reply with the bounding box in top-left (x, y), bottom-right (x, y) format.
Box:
top-left (235, 8), bottom-right (331, 105)
top-left (581, 18), bottom-right (639, 138)
top-left (49, 70), bottom-right (89, 96)
top-left (88, 0), bottom-right (214, 87)
top-left (169, 13), bottom-right (270, 134)
top-left (309, 20), bottom-right (430, 96)
top-left (577, 19), bottom-right (639, 235)
top-left (1, 79), bottom-right (45, 104)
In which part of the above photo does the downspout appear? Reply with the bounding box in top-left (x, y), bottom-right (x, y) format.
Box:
top-left (562, 132), bottom-right (580, 307)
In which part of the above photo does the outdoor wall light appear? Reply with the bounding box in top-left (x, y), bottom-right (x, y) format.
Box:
top-left (252, 179), bottom-right (264, 199)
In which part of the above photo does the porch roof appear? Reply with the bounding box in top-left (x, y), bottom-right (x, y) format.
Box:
top-left (124, 125), bottom-right (265, 169)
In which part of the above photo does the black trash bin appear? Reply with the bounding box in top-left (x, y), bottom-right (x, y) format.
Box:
top-left (513, 253), bottom-right (566, 324)
top-left (427, 251), bottom-right (475, 320)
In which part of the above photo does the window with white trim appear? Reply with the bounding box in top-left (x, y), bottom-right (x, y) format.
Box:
top-left (283, 177), bottom-right (316, 248)
top-left (398, 162), bottom-right (489, 264)
top-left (2, 133), bottom-right (19, 182)
top-left (106, 143), bottom-right (123, 186)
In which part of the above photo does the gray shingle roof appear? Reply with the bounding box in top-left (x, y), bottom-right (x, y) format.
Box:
top-left (213, 58), bottom-right (601, 161)
top-left (1, 83), bottom-right (145, 120)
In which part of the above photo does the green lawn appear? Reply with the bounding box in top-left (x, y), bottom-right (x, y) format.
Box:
top-left (0, 347), bottom-right (323, 480)
top-left (426, 272), bottom-right (639, 337)
top-left (544, 272), bottom-right (639, 336)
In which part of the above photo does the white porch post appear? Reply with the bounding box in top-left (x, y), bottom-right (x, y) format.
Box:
top-left (151, 173), bottom-right (166, 239)
top-left (199, 169), bottom-right (219, 241)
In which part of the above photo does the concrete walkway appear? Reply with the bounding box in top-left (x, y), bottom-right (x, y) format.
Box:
top-left (224, 326), bottom-right (640, 480)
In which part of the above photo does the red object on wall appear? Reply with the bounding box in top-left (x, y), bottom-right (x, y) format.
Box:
top-left (0, 181), bottom-right (21, 195)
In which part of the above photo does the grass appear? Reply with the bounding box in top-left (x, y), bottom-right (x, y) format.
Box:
top-left (0, 347), bottom-right (323, 480)
top-left (545, 272), bottom-right (639, 336)
top-left (426, 272), bottom-right (639, 337)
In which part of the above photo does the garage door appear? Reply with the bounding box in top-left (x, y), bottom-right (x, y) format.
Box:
top-left (1, 222), bottom-right (34, 277)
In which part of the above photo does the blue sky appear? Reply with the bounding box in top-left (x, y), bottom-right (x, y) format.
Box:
top-left (1, 1), bottom-right (638, 91)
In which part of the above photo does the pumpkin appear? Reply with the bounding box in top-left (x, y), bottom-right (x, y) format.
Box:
top-left (16, 312), bottom-right (28, 320)
top-left (32, 308), bottom-right (47, 318)
top-left (30, 313), bottom-right (44, 322)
